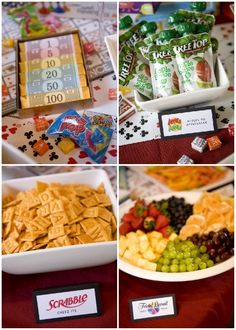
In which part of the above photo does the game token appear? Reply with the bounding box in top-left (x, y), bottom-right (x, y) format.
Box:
top-left (191, 136), bottom-right (207, 153)
top-left (207, 136), bottom-right (222, 151)
top-left (177, 155), bottom-right (194, 164)
top-left (58, 138), bottom-right (75, 154)
top-left (108, 88), bottom-right (117, 100)
top-left (83, 42), bottom-right (95, 54)
top-left (33, 116), bottom-right (49, 132)
top-left (33, 139), bottom-right (49, 156)
top-left (228, 123), bottom-right (234, 136)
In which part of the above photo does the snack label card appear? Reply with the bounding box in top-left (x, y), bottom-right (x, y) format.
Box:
top-left (129, 294), bottom-right (177, 321)
top-left (158, 106), bottom-right (217, 139)
top-left (33, 284), bottom-right (101, 323)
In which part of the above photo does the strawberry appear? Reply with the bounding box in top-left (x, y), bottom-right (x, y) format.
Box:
top-left (119, 222), bottom-right (132, 235)
top-left (148, 203), bottom-right (160, 218)
top-left (122, 213), bottom-right (137, 223)
top-left (131, 217), bottom-right (144, 231)
top-left (159, 225), bottom-right (173, 238)
top-left (134, 200), bottom-right (147, 218)
top-left (143, 216), bottom-right (155, 231)
top-left (155, 214), bottom-right (170, 230)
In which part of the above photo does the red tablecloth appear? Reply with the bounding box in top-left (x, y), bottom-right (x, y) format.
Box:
top-left (120, 129), bottom-right (234, 164)
top-left (2, 262), bottom-right (117, 328)
top-left (119, 269), bottom-right (234, 328)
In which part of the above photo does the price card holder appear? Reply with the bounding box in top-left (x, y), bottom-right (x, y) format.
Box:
top-left (33, 283), bottom-right (101, 323)
top-left (16, 30), bottom-right (93, 118)
top-left (129, 294), bottom-right (177, 322)
top-left (158, 106), bottom-right (218, 139)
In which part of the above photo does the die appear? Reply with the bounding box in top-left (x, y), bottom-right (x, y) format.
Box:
top-left (108, 88), bottom-right (117, 100)
top-left (177, 155), bottom-right (194, 164)
top-left (33, 116), bottom-right (49, 132)
top-left (33, 140), bottom-right (49, 156)
top-left (191, 136), bottom-right (207, 153)
top-left (58, 138), bottom-right (75, 154)
top-left (207, 136), bottom-right (222, 151)
top-left (228, 123), bottom-right (234, 136)
top-left (3, 38), bottom-right (15, 48)
top-left (83, 42), bottom-right (95, 54)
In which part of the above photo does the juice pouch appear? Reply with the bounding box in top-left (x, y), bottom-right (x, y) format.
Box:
top-left (170, 33), bottom-right (217, 92)
top-left (119, 46), bottom-right (153, 99)
top-left (135, 32), bottom-right (159, 61)
top-left (168, 10), bottom-right (215, 31)
top-left (211, 37), bottom-right (219, 67)
top-left (119, 21), bottom-right (157, 49)
top-left (149, 44), bottom-right (180, 98)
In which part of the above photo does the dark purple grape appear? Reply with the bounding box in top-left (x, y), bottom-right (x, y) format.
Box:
top-left (208, 231), bottom-right (215, 239)
top-left (213, 238), bottom-right (221, 247)
top-left (206, 240), bottom-right (213, 250)
top-left (209, 249), bottom-right (216, 259)
top-left (217, 247), bottom-right (226, 255)
top-left (220, 252), bottom-right (230, 261)
top-left (201, 234), bottom-right (208, 241)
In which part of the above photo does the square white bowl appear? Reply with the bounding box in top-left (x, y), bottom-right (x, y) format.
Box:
top-left (134, 57), bottom-right (229, 112)
top-left (104, 34), bottom-right (117, 75)
top-left (2, 170), bottom-right (117, 274)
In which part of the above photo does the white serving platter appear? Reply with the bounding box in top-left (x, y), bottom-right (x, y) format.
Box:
top-left (135, 58), bottom-right (229, 112)
top-left (105, 34), bottom-right (117, 75)
top-left (119, 192), bottom-right (234, 282)
top-left (2, 170), bottom-right (117, 275)
top-left (131, 166), bottom-right (234, 193)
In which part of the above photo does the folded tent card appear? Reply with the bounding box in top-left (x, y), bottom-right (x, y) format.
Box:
top-left (16, 31), bottom-right (92, 116)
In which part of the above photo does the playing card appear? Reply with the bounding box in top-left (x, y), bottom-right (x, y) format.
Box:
top-left (119, 112), bottom-right (155, 146)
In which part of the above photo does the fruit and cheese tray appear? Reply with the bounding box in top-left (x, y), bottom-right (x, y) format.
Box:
top-left (119, 191), bottom-right (234, 281)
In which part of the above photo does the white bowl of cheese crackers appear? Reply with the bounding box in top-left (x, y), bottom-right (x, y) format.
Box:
top-left (2, 170), bottom-right (117, 274)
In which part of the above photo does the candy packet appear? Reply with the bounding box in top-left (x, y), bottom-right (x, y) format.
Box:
top-left (168, 9), bottom-right (215, 32)
top-left (149, 44), bottom-right (180, 98)
top-left (119, 46), bottom-right (153, 99)
top-left (135, 32), bottom-right (160, 61)
top-left (170, 32), bottom-right (217, 92)
top-left (46, 109), bottom-right (113, 163)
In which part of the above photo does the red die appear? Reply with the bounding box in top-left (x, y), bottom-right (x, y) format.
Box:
top-left (34, 116), bottom-right (49, 132)
top-left (33, 139), bottom-right (49, 156)
top-left (83, 42), bottom-right (95, 54)
top-left (108, 88), bottom-right (117, 100)
top-left (228, 123), bottom-right (234, 136)
top-left (207, 136), bottom-right (222, 151)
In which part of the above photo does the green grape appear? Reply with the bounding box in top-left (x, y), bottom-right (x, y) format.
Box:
top-left (172, 259), bottom-right (179, 265)
top-left (199, 262), bottom-right (207, 270)
top-left (179, 264), bottom-right (186, 272)
top-left (179, 259), bottom-right (186, 265)
top-left (183, 251), bottom-right (191, 258)
top-left (161, 265), bottom-right (170, 272)
top-left (163, 258), bottom-right (170, 265)
top-left (185, 257), bottom-right (194, 265)
top-left (194, 257), bottom-right (202, 265)
top-left (156, 263), bottom-right (162, 271)
top-left (176, 252), bottom-right (184, 260)
top-left (190, 249), bottom-right (199, 258)
top-left (163, 250), bottom-right (170, 258)
top-left (167, 241), bottom-right (175, 250)
top-left (186, 241), bottom-right (195, 249)
top-left (187, 264), bottom-right (195, 272)
top-left (159, 257), bottom-right (165, 264)
top-left (170, 264), bottom-right (179, 272)
top-left (169, 251), bottom-right (177, 259)
top-left (207, 260), bottom-right (214, 268)
top-left (199, 245), bottom-right (207, 253)
top-left (201, 253), bottom-right (210, 262)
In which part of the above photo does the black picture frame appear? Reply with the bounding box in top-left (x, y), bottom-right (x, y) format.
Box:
top-left (158, 106), bottom-right (218, 139)
top-left (33, 283), bottom-right (101, 323)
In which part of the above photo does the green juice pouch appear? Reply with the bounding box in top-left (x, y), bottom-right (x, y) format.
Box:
top-left (170, 32), bottom-right (217, 92)
top-left (211, 37), bottom-right (219, 68)
top-left (149, 44), bottom-right (180, 98)
top-left (119, 46), bottom-right (153, 99)
top-left (135, 32), bottom-right (160, 62)
top-left (168, 10), bottom-right (215, 31)
top-left (119, 21), bottom-right (157, 49)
